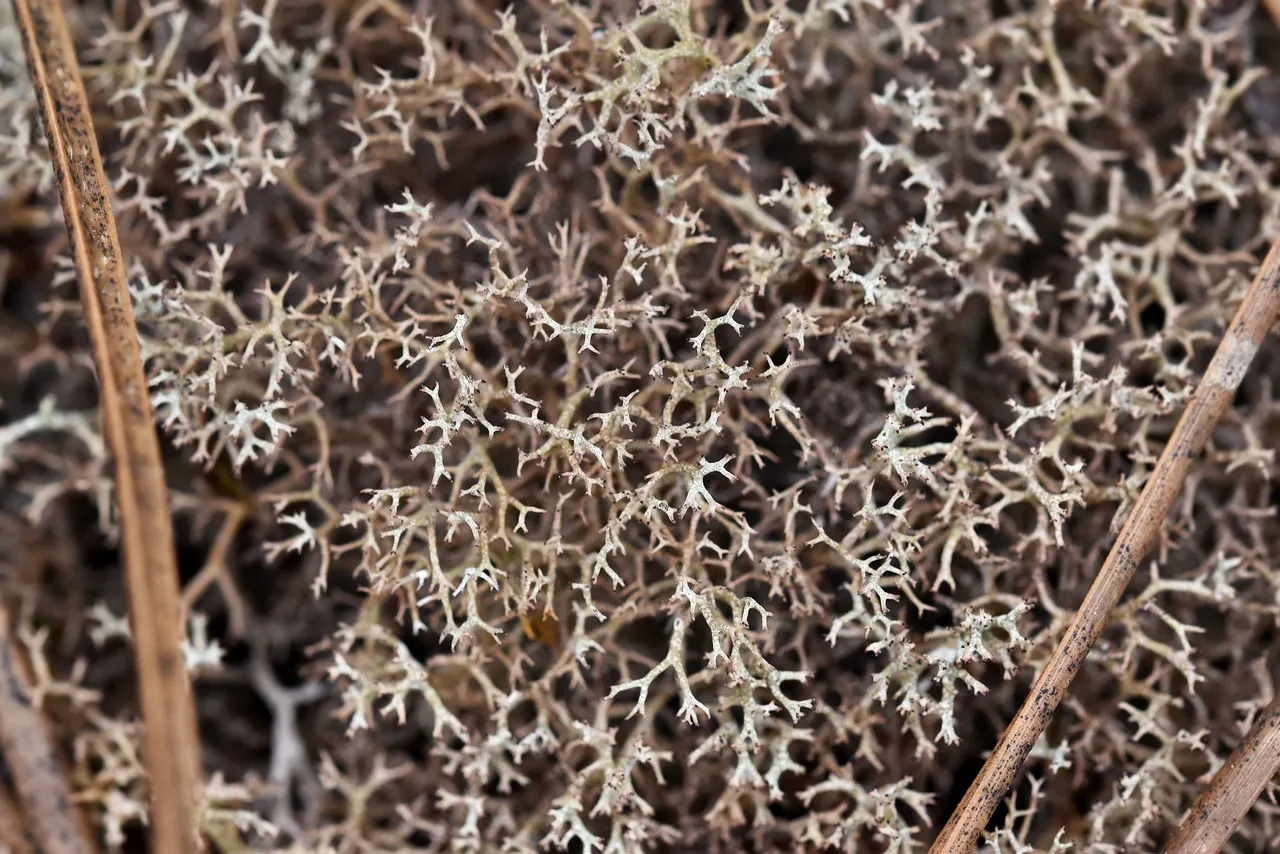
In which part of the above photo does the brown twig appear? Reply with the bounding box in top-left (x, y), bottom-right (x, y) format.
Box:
top-left (11, 0), bottom-right (205, 851)
top-left (931, 241), bottom-right (1280, 852)
top-left (0, 605), bottom-right (94, 854)
top-left (1163, 694), bottom-right (1280, 854)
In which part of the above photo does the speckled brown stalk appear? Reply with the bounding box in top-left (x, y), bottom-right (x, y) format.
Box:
top-left (1163, 694), bottom-right (1280, 854)
top-left (931, 240), bottom-right (1280, 852)
top-left (10, 0), bottom-right (205, 850)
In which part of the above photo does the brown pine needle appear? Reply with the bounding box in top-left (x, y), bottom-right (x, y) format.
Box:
top-left (11, 0), bottom-right (205, 851)
top-left (0, 605), bottom-right (94, 854)
top-left (931, 240), bottom-right (1280, 852)
top-left (1163, 694), bottom-right (1280, 854)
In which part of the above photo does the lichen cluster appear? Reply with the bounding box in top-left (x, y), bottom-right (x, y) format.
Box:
top-left (3, 0), bottom-right (1280, 851)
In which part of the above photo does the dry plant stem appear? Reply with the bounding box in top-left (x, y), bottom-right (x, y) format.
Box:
top-left (10, 0), bottom-right (205, 851)
top-left (0, 606), bottom-right (94, 854)
top-left (931, 239), bottom-right (1280, 853)
top-left (1163, 694), bottom-right (1280, 854)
